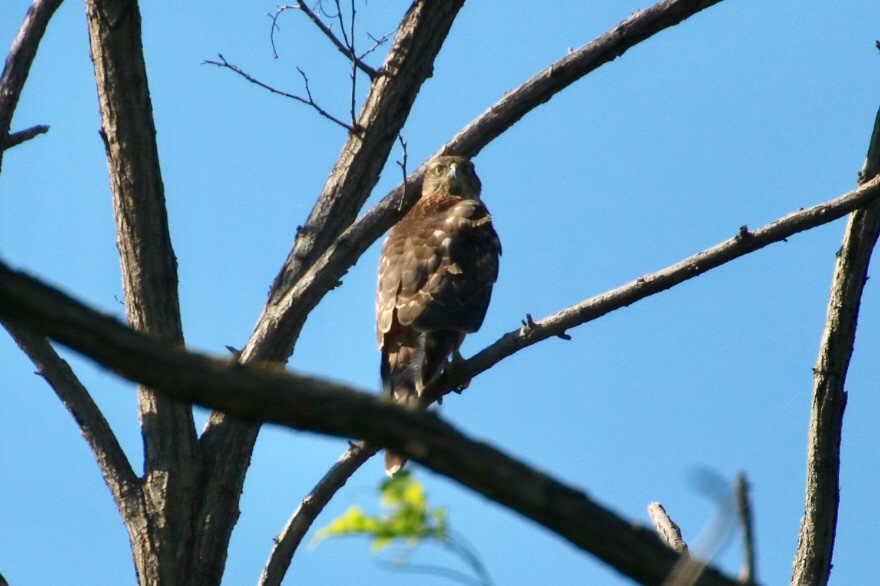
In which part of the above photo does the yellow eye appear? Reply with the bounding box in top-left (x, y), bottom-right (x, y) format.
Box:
top-left (433, 165), bottom-right (445, 175)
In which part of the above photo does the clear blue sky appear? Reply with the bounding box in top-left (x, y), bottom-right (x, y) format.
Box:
top-left (2, 1), bottom-right (880, 585)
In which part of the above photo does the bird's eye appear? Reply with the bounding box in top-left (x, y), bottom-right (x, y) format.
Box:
top-left (433, 165), bottom-right (445, 175)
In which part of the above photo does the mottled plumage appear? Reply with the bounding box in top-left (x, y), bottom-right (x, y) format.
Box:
top-left (376, 156), bottom-right (501, 475)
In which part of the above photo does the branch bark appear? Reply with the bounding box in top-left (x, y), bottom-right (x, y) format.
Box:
top-left (258, 442), bottom-right (379, 586)
top-left (790, 100), bottom-right (880, 586)
top-left (193, 3), bottom-right (470, 581)
top-left (424, 174), bottom-right (880, 403)
top-left (0, 261), bottom-right (743, 586)
top-left (1, 123), bottom-right (49, 150)
top-left (85, 0), bottom-right (199, 583)
top-left (0, 0), bottom-right (64, 173)
top-left (3, 323), bottom-right (142, 515)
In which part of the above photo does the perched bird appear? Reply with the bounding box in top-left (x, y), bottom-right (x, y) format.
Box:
top-left (376, 155), bottom-right (501, 475)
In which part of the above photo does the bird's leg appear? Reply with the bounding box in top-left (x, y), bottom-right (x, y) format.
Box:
top-left (448, 349), bottom-right (471, 394)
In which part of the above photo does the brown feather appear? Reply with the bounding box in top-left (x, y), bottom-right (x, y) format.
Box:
top-left (376, 156), bottom-right (501, 475)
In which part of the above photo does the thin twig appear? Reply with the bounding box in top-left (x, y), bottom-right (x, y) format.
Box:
top-left (285, 0), bottom-right (378, 78)
top-left (1, 124), bottom-right (49, 150)
top-left (204, 54), bottom-right (354, 132)
top-left (396, 134), bottom-right (409, 211)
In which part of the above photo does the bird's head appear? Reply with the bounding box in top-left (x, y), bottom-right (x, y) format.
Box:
top-left (422, 156), bottom-right (482, 199)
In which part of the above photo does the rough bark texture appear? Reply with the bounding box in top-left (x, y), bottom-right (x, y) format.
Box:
top-left (85, 0), bottom-right (200, 584)
top-left (790, 104), bottom-right (880, 586)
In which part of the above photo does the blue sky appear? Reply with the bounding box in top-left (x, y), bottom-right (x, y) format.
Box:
top-left (2, 1), bottom-right (880, 585)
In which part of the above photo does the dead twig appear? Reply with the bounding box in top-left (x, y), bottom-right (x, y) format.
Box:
top-left (204, 54), bottom-right (354, 132)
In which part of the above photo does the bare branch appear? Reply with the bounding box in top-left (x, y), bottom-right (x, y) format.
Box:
top-left (203, 54), bottom-right (354, 132)
top-left (0, 0), bottom-right (65, 174)
top-left (85, 0), bottom-right (199, 579)
top-left (268, 0), bottom-right (733, 356)
top-left (258, 442), bottom-right (378, 586)
top-left (735, 474), bottom-right (757, 585)
top-left (1, 123), bottom-right (49, 150)
top-left (790, 97), bottom-right (880, 586)
top-left (422, 175), bottom-right (880, 404)
top-left (284, 1), bottom-right (378, 78)
top-left (0, 260), bottom-right (745, 586)
top-left (2, 323), bottom-right (141, 509)
top-left (649, 503), bottom-right (689, 553)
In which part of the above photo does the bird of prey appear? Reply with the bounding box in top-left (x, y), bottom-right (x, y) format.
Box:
top-left (376, 155), bottom-right (501, 475)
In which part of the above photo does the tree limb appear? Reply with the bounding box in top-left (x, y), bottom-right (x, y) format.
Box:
top-left (790, 97), bottom-right (880, 586)
top-left (0, 0), bottom-right (64, 174)
top-left (2, 323), bottom-right (143, 515)
top-left (196, 3), bottom-right (471, 581)
top-left (0, 260), bottom-right (745, 586)
top-left (85, 0), bottom-right (200, 580)
top-left (1, 123), bottom-right (49, 150)
top-left (258, 441), bottom-right (378, 586)
top-left (421, 175), bottom-right (880, 402)
top-left (264, 0), bottom-right (731, 365)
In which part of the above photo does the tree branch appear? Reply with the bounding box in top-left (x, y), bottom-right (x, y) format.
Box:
top-left (0, 0), bottom-right (64, 174)
top-left (264, 0), bottom-right (732, 362)
top-left (421, 175), bottom-right (880, 402)
top-left (0, 260), bottom-right (745, 586)
top-left (85, 0), bottom-right (199, 580)
top-left (258, 441), bottom-right (379, 586)
top-left (203, 54), bottom-right (354, 132)
top-left (790, 97), bottom-right (880, 586)
top-left (1, 123), bottom-right (49, 150)
top-left (2, 323), bottom-right (143, 514)
top-left (280, 1), bottom-right (378, 79)
top-left (196, 4), bottom-right (471, 581)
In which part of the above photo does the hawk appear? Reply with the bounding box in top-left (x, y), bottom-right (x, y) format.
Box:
top-left (376, 155), bottom-right (501, 475)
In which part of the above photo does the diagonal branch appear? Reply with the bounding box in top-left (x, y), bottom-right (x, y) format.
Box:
top-left (0, 260), bottom-right (744, 586)
top-left (431, 175), bottom-right (880, 403)
top-left (258, 441), bottom-right (379, 586)
top-left (790, 97), bottom-right (880, 586)
top-left (283, 1), bottom-right (378, 79)
top-left (0, 0), bottom-right (65, 174)
top-left (204, 54), bottom-right (354, 132)
top-left (3, 323), bottom-right (142, 512)
top-left (267, 0), bottom-right (731, 356)
top-left (195, 3), bottom-right (470, 579)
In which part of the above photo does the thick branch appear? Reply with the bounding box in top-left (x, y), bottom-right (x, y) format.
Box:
top-left (790, 102), bottom-right (880, 586)
top-left (423, 175), bottom-right (880, 403)
top-left (267, 0), bottom-right (731, 354)
top-left (85, 0), bottom-right (199, 581)
top-left (196, 4), bottom-right (469, 581)
top-left (0, 261), bottom-right (743, 586)
top-left (0, 0), bottom-right (64, 173)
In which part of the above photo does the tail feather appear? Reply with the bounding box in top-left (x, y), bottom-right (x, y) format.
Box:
top-left (380, 329), bottom-right (465, 475)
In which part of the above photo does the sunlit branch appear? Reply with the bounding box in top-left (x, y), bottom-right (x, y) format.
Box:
top-left (422, 174), bottom-right (880, 404)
